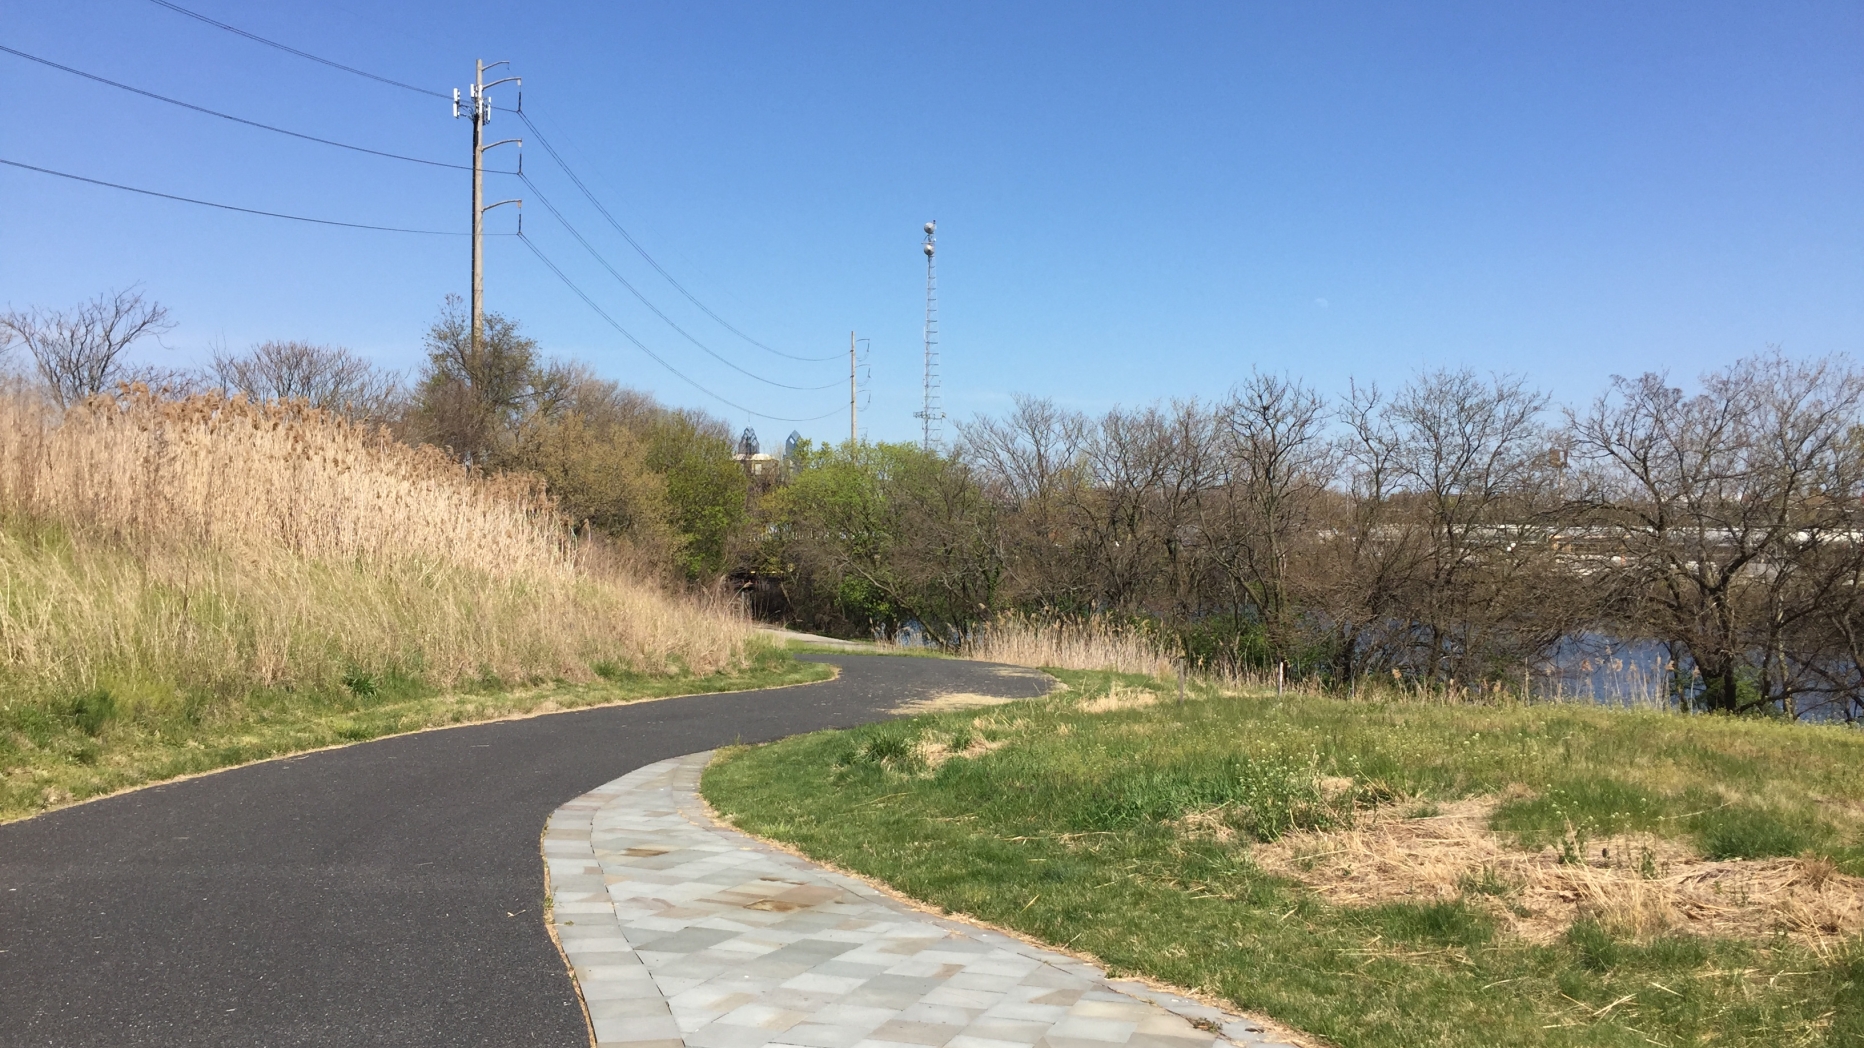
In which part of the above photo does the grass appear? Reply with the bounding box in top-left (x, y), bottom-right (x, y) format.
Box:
top-left (2, 640), bottom-right (828, 823)
top-left (703, 669), bottom-right (1864, 1048)
top-left (0, 387), bottom-right (797, 821)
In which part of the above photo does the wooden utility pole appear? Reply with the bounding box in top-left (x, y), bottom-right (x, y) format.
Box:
top-left (850, 331), bottom-right (858, 445)
top-left (458, 61), bottom-right (522, 356)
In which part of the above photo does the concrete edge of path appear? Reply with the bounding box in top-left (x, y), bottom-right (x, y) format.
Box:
top-left (542, 751), bottom-right (1311, 1048)
top-left (2, 664), bottom-right (840, 829)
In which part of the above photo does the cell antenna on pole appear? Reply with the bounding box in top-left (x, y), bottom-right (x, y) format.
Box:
top-left (914, 220), bottom-right (943, 450)
top-left (458, 59), bottom-right (522, 357)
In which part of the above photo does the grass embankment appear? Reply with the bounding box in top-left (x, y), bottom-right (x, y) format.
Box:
top-left (704, 670), bottom-right (1864, 1048)
top-left (0, 389), bottom-right (824, 822)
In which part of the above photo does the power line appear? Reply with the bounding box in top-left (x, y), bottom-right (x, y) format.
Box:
top-left (0, 44), bottom-right (479, 172)
top-left (0, 157), bottom-right (474, 234)
top-left (520, 172), bottom-right (839, 392)
top-left (515, 108), bottom-right (841, 363)
top-left (145, 0), bottom-right (448, 99)
top-left (134, 0), bottom-right (842, 403)
top-left (517, 233), bottom-right (839, 423)
top-left (135, 0), bottom-right (835, 371)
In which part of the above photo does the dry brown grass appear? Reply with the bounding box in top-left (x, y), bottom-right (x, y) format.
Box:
top-left (963, 616), bottom-right (1683, 712)
top-left (1076, 682), bottom-right (1160, 713)
top-left (963, 615), bottom-right (1179, 678)
top-left (914, 730), bottom-right (1010, 771)
top-left (890, 692), bottom-right (1022, 714)
top-left (0, 386), bottom-right (750, 702)
top-left (1248, 795), bottom-right (1864, 948)
top-left (0, 386), bottom-right (567, 575)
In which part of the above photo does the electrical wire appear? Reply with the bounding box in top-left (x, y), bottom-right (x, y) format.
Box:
top-left (134, 0), bottom-right (844, 415)
top-left (515, 107), bottom-right (841, 363)
top-left (132, 0), bottom-right (834, 370)
top-left (520, 172), bottom-right (839, 391)
top-left (145, 0), bottom-right (448, 99)
top-left (517, 233), bottom-right (840, 423)
top-left (0, 157), bottom-right (474, 234)
top-left (0, 44), bottom-right (479, 171)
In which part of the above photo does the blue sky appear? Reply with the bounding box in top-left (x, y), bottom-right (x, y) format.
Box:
top-left (3, 1), bottom-right (1860, 444)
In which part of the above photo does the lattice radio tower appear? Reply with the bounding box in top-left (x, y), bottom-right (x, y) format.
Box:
top-left (915, 220), bottom-right (944, 450)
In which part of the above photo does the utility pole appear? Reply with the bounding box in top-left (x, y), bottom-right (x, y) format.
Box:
top-left (849, 331), bottom-right (858, 445)
top-left (456, 60), bottom-right (523, 356)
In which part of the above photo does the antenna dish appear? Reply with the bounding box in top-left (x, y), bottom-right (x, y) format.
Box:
top-left (924, 221), bottom-right (936, 234)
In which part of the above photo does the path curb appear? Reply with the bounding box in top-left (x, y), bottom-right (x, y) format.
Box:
top-left (543, 752), bottom-right (1301, 1048)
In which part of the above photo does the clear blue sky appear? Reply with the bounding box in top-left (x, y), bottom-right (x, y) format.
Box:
top-left (4, 1), bottom-right (1860, 444)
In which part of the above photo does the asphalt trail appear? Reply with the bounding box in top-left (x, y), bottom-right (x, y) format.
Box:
top-left (0, 654), bottom-right (1052, 1047)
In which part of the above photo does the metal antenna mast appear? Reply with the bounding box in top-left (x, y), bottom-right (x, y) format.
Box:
top-left (456, 60), bottom-right (522, 356)
top-left (914, 220), bottom-right (943, 450)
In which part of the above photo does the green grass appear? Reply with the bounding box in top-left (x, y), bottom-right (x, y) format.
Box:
top-left (1, 643), bottom-right (831, 823)
top-left (702, 669), bottom-right (1864, 1048)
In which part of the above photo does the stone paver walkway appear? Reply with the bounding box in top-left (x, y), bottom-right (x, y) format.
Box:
top-left (543, 753), bottom-right (1301, 1048)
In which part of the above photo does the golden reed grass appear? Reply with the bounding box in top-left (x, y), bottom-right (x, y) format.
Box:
top-left (0, 387), bottom-right (566, 575)
top-left (964, 615), bottom-right (1673, 708)
top-left (962, 614), bottom-right (1180, 678)
top-left (0, 387), bottom-right (749, 704)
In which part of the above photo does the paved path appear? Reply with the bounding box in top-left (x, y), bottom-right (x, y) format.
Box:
top-left (755, 629), bottom-right (880, 651)
top-left (546, 753), bottom-right (1298, 1048)
top-left (0, 655), bottom-right (1050, 1048)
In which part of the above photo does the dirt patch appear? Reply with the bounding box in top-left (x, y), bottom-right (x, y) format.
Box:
top-left (1250, 795), bottom-right (1864, 947)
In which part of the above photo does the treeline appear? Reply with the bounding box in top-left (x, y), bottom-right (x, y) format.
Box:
top-left (11, 287), bottom-right (1864, 720)
top-left (757, 356), bottom-right (1864, 723)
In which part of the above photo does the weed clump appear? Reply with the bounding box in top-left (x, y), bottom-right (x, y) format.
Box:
top-left (61, 689), bottom-right (116, 737)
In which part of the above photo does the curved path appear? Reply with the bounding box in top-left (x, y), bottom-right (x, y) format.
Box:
top-left (0, 655), bottom-right (1051, 1048)
top-left (547, 753), bottom-right (1298, 1048)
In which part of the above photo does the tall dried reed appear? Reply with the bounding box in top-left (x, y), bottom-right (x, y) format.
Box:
top-left (0, 387), bottom-right (749, 705)
top-left (963, 613), bottom-right (1674, 709)
top-left (0, 387), bottom-right (570, 576)
top-left (962, 614), bottom-right (1180, 678)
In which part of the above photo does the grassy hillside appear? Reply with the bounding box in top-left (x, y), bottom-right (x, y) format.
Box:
top-left (0, 388), bottom-right (816, 821)
top-left (705, 670), bottom-right (1864, 1048)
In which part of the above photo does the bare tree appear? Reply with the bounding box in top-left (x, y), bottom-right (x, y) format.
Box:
top-left (1331, 370), bottom-right (1572, 684)
top-left (0, 288), bottom-right (173, 406)
top-left (1320, 380), bottom-right (1430, 682)
top-left (211, 340), bottom-right (403, 423)
top-left (960, 396), bottom-right (1092, 610)
top-left (1063, 402), bottom-right (1223, 616)
top-left (1207, 371), bottom-right (1337, 663)
top-left (409, 295), bottom-right (574, 461)
top-left (1572, 353), bottom-right (1864, 715)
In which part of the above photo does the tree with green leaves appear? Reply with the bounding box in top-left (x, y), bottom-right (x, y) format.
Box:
top-left (758, 441), bottom-right (1001, 644)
